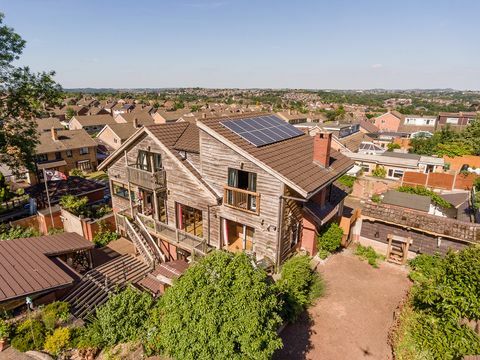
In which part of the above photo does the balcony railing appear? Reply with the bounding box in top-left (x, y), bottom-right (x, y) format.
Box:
top-left (127, 165), bottom-right (166, 190)
top-left (223, 185), bottom-right (260, 215)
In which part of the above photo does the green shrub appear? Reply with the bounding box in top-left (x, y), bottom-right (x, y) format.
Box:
top-left (59, 195), bottom-right (88, 216)
top-left (41, 302), bottom-right (70, 332)
top-left (69, 168), bottom-right (85, 177)
top-left (337, 175), bottom-right (356, 188)
top-left (387, 143), bottom-right (401, 151)
top-left (70, 323), bottom-right (103, 350)
top-left (354, 244), bottom-right (384, 268)
top-left (11, 318), bottom-right (46, 352)
top-left (275, 255), bottom-right (324, 322)
top-left (93, 287), bottom-right (154, 347)
top-left (317, 223), bottom-right (343, 257)
top-left (0, 225), bottom-right (40, 240)
top-left (371, 194), bottom-right (381, 203)
top-left (318, 249), bottom-right (330, 260)
top-left (44, 327), bottom-right (70, 356)
top-left (372, 165), bottom-right (386, 178)
top-left (0, 319), bottom-right (10, 339)
top-left (93, 223), bottom-right (119, 247)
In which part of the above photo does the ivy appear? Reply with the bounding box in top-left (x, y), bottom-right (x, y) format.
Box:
top-left (397, 185), bottom-right (451, 209)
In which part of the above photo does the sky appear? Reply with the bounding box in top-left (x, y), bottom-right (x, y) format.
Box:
top-left (1, 0), bottom-right (479, 89)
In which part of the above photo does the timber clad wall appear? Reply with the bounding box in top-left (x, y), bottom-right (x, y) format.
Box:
top-left (199, 131), bottom-right (284, 261)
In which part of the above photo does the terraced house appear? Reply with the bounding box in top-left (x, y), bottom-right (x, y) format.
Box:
top-left (99, 113), bottom-right (353, 268)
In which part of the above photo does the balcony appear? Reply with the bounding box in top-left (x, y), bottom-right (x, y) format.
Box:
top-left (223, 185), bottom-right (260, 215)
top-left (127, 165), bottom-right (166, 190)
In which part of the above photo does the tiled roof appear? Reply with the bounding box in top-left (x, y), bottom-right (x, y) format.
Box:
top-left (36, 117), bottom-right (64, 132)
top-left (116, 111), bottom-right (155, 126)
top-left (362, 202), bottom-right (480, 244)
top-left (198, 113), bottom-right (354, 196)
top-left (36, 129), bottom-right (97, 153)
top-left (382, 190), bottom-right (431, 212)
top-left (359, 119), bottom-right (379, 133)
top-left (105, 123), bottom-right (138, 141)
top-left (72, 114), bottom-right (117, 127)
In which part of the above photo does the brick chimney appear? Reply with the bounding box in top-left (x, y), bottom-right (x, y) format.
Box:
top-left (313, 132), bottom-right (332, 167)
top-left (51, 127), bottom-right (58, 141)
top-left (133, 117), bottom-right (139, 128)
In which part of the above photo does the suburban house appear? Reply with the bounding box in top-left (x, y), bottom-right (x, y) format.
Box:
top-left (114, 111), bottom-right (155, 126)
top-left (152, 109), bottom-right (192, 123)
top-left (99, 113), bottom-right (353, 268)
top-left (112, 103), bottom-right (135, 116)
top-left (36, 117), bottom-right (64, 133)
top-left (372, 111), bottom-right (403, 132)
top-left (34, 128), bottom-right (98, 182)
top-left (436, 111), bottom-right (478, 131)
top-left (85, 107), bottom-right (110, 116)
top-left (96, 123), bottom-right (141, 151)
top-left (345, 151), bottom-right (444, 180)
top-left (51, 105), bottom-right (88, 121)
top-left (398, 114), bottom-right (436, 137)
top-left (68, 114), bottom-right (117, 134)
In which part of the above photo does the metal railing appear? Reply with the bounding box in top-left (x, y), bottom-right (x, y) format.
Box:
top-left (127, 165), bottom-right (166, 190)
top-left (223, 185), bottom-right (260, 215)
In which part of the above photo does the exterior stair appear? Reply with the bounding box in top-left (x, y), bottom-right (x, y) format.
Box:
top-left (124, 216), bottom-right (165, 267)
top-left (62, 254), bottom-right (150, 320)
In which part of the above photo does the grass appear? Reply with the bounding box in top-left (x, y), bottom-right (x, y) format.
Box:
top-left (337, 175), bottom-right (356, 188)
top-left (354, 244), bottom-right (384, 268)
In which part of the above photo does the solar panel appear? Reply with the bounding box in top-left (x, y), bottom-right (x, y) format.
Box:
top-left (221, 115), bottom-right (304, 147)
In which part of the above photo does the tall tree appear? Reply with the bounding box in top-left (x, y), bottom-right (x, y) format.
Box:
top-left (0, 13), bottom-right (62, 174)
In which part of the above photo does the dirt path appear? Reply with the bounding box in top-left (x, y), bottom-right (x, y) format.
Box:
top-left (276, 249), bottom-right (411, 360)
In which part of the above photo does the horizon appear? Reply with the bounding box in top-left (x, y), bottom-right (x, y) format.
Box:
top-left (2, 0), bottom-right (480, 90)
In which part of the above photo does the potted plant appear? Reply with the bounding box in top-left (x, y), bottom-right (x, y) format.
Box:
top-left (0, 319), bottom-right (10, 352)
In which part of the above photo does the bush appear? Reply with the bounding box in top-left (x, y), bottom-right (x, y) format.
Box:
top-left (144, 251), bottom-right (282, 359)
top-left (92, 287), bottom-right (154, 347)
top-left (317, 223), bottom-right (343, 257)
top-left (69, 168), bottom-right (85, 177)
top-left (59, 195), bottom-right (88, 216)
top-left (371, 194), bottom-right (381, 203)
top-left (387, 143), bottom-right (401, 152)
top-left (44, 327), bottom-right (70, 356)
top-left (354, 244), bottom-right (384, 268)
top-left (41, 302), bottom-right (70, 332)
top-left (70, 322), bottom-right (103, 351)
top-left (93, 223), bottom-right (119, 247)
top-left (11, 318), bottom-right (46, 352)
top-left (337, 175), bottom-right (356, 188)
top-left (372, 165), bottom-right (386, 178)
top-left (275, 255), bottom-right (324, 322)
top-left (0, 319), bottom-right (10, 339)
top-left (0, 225), bottom-right (40, 240)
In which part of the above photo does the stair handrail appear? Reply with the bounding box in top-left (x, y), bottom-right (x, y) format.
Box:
top-left (125, 217), bottom-right (155, 267)
top-left (136, 214), bottom-right (166, 263)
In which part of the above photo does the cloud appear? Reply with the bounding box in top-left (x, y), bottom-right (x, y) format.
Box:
top-left (371, 63), bottom-right (383, 69)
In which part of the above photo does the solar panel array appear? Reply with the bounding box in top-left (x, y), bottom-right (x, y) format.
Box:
top-left (221, 115), bottom-right (304, 147)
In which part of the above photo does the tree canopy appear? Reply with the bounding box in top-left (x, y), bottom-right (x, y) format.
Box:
top-left (0, 13), bottom-right (62, 173)
top-left (144, 251), bottom-right (283, 360)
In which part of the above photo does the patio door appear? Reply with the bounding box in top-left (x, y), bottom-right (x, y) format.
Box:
top-left (222, 218), bottom-right (254, 252)
top-left (176, 203), bottom-right (203, 237)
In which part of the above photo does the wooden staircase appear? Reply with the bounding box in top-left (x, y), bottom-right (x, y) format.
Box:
top-left (124, 216), bottom-right (165, 267)
top-left (386, 235), bottom-right (412, 265)
top-left (62, 254), bottom-right (150, 320)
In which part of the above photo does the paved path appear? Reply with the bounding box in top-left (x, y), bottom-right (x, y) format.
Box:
top-left (276, 249), bottom-right (411, 360)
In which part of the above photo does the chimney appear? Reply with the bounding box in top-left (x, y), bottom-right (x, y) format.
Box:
top-left (133, 117), bottom-right (139, 128)
top-left (202, 113), bottom-right (207, 119)
top-left (313, 132), bottom-right (332, 167)
top-left (51, 127), bottom-right (58, 141)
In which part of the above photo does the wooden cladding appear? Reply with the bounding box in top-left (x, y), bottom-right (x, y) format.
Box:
top-left (223, 185), bottom-right (260, 215)
top-left (127, 165), bottom-right (166, 190)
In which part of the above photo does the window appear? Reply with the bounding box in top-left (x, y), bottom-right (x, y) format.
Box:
top-left (137, 150), bottom-right (150, 171)
top-left (112, 181), bottom-right (136, 201)
top-left (361, 164), bottom-right (370, 173)
top-left (55, 151), bottom-right (62, 160)
top-left (77, 160), bottom-right (91, 171)
top-left (388, 169), bottom-right (404, 179)
top-left (227, 168), bottom-right (258, 212)
top-left (79, 147), bottom-right (89, 155)
top-left (177, 203), bottom-right (203, 237)
top-left (36, 154), bottom-right (48, 162)
top-left (66, 150), bottom-right (73, 158)
top-left (446, 117), bottom-right (459, 124)
top-left (153, 153), bottom-right (162, 171)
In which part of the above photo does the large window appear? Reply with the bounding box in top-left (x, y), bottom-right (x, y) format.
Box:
top-left (176, 203), bottom-right (203, 238)
top-left (153, 153), bottom-right (162, 171)
top-left (227, 168), bottom-right (257, 212)
top-left (112, 181), bottom-right (136, 201)
top-left (137, 150), bottom-right (150, 171)
top-left (388, 169), bottom-right (404, 179)
top-left (36, 154), bottom-right (48, 163)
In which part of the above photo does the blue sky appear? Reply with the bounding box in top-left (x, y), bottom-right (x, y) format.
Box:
top-left (1, 0), bottom-right (479, 89)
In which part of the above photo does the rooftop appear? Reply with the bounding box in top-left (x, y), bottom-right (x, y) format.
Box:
top-left (382, 190), bottom-right (431, 212)
top-left (36, 129), bottom-right (97, 154)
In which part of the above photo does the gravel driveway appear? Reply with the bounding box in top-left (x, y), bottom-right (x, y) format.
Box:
top-left (275, 249), bottom-right (411, 360)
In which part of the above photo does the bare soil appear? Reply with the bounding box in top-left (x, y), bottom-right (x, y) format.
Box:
top-left (275, 249), bottom-right (411, 360)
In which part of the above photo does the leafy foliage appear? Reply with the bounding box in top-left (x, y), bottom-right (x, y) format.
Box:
top-left (354, 244), bottom-right (384, 268)
top-left (0, 225), bottom-right (40, 240)
top-left (41, 302), bottom-right (70, 332)
top-left (337, 175), bottom-right (356, 188)
top-left (317, 223), bottom-right (343, 257)
top-left (0, 173), bottom-right (14, 202)
top-left (397, 185), bottom-right (451, 209)
top-left (0, 13), bottom-right (62, 174)
top-left (59, 195), bottom-right (88, 216)
top-left (0, 319), bottom-right (10, 339)
top-left (144, 251), bottom-right (283, 360)
top-left (92, 287), bottom-right (154, 347)
top-left (69, 168), bottom-right (85, 177)
top-left (387, 142), bottom-right (401, 151)
top-left (93, 222), bottom-right (119, 247)
top-left (275, 255), bottom-right (324, 322)
top-left (11, 318), bottom-right (46, 352)
top-left (43, 327), bottom-right (71, 356)
top-left (372, 165), bottom-right (386, 178)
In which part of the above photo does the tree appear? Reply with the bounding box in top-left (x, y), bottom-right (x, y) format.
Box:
top-left (461, 117), bottom-right (480, 155)
top-left (65, 107), bottom-right (76, 120)
top-left (144, 251), bottom-right (282, 360)
top-left (0, 13), bottom-right (62, 174)
top-left (387, 142), bottom-right (401, 152)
